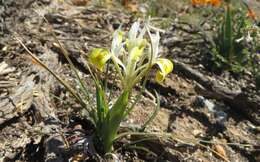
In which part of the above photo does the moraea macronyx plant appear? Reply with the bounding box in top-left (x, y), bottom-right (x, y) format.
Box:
top-left (18, 20), bottom-right (173, 156)
top-left (88, 21), bottom-right (173, 153)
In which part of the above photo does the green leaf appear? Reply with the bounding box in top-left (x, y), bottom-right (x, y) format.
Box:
top-left (101, 91), bottom-right (129, 153)
top-left (140, 90), bottom-right (160, 132)
top-left (224, 4), bottom-right (233, 61)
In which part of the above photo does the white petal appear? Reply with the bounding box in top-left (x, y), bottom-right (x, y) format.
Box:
top-left (129, 21), bottom-right (140, 40)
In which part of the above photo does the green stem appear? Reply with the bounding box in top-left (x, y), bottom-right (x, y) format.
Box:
top-left (110, 54), bottom-right (124, 83)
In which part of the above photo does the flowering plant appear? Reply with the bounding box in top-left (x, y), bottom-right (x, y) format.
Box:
top-left (88, 21), bottom-right (173, 153)
top-left (17, 20), bottom-right (173, 155)
top-left (17, 19), bottom-right (173, 154)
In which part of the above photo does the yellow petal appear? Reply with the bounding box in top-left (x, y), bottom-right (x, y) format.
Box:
top-left (155, 71), bottom-right (164, 83)
top-left (88, 48), bottom-right (110, 71)
top-left (155, 58), bottom-right (173, 83)
top-left (129, 46), bottom-right (144, 62)
top-left (126, 38), bottom-right (147, 51)
top-left (139, 39), bottom-right (147, 49)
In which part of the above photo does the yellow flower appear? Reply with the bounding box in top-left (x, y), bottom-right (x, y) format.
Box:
top-left (148, 30), bottom-right (173, 83)
top-left (155, 58), bottom-right (173, 83)
top-left (88, 21), bottom-right (174, 89)
top-left (88, 48), bottom-right (110, 71)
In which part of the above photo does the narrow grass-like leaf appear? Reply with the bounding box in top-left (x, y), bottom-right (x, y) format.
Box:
top-left (115, 137), bottom-right (158, 152)
top-left (44, 16), bottom-right (91, 104)
top-left (124, 145), bottom-right (157, 157)
top-left (52, 37), bottom-right (90, 101)
top-left (123, 90), bottom-right (142, 119)
top-left (140, 90), bottom-right (160, 132)
top-left (15, 37), bottom-right (86, 108)
top-left (224, 4), bottom-right (233, 62)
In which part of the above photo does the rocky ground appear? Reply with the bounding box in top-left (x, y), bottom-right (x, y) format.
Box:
top-left (0, 0), bottom-right (259, 162)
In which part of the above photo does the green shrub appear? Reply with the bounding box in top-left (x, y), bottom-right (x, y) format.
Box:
top-left (211, 2), bottom-right (251, 72)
